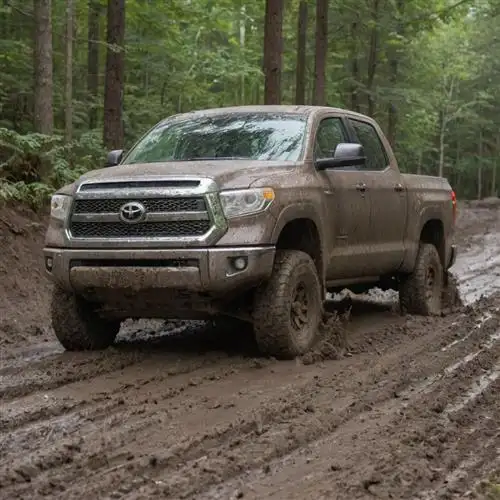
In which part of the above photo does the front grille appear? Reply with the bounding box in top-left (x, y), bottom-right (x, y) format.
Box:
top-left (70, 220), bottom-right (211, 238)
top-left (73, 197), bottom-right (206, 214)
top-left (69, 186), bottom-right (214, 240)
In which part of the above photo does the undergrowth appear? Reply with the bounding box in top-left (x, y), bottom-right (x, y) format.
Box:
top-left (0, 128), bottom-right (106, 209)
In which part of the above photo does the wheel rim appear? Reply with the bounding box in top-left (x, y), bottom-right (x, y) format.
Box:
top-left (291, 281), bottom-right (310, 334)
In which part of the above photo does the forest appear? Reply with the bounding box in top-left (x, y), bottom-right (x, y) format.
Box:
top-left (0, 0), bottom-right (499, 207)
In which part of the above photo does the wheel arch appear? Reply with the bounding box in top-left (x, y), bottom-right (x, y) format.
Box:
top-left (271, 206), bottom-right (325, 293)
top-left (402, 208), bottom-right (449, 272)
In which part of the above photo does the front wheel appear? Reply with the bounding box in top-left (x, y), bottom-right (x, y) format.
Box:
top-left (252, 250), bottom-right (323, 359)
top-left (51, 286), bottom-right (121, 351)
top-left (399, 243), bottom-right (443, 316)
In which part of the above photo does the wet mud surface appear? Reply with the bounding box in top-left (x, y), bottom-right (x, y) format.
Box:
top-left (0, 201), bottom-right (499, 499)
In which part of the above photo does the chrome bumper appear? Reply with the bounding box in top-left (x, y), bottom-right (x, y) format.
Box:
top-left (43, 246), bottom-right (275, 294)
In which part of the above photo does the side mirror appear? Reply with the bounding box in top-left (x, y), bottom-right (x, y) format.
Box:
top-left (316, 143), bottom-right (366, 170)
top-left (105, 149), bottom-right (124, 167)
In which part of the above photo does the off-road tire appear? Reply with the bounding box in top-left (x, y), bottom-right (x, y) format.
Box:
top-left (399, 243), bottom-right (443, 316)
top-left (51, 286), bottom-right (121, 351)
top-left (442, 271), bottom-right (463, 312)
top-left (252, 249), bottom-right (323, 359)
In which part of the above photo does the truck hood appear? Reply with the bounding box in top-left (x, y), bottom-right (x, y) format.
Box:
top-left (74, 160), bottom-right (299, 191)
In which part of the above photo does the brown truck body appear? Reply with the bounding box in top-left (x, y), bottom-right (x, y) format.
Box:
top-left (44, 105), bottom-right (457, 356)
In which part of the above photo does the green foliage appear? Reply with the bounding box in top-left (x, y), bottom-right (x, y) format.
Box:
top-left (0, 128), bottom-right (105, 208)
top-left (0, 0), bottom-right (499, 203)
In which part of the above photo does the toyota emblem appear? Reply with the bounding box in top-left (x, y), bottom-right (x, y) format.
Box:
top-left (119, 201), bottom-right (146, 224)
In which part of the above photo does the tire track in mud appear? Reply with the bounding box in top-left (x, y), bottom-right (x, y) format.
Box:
top-left (197, 309), bottom-right (500, 500)
top-left (0, 204), bottom-right (499, 499)
top-left (1, 296), bottom-right (498, 500)
top-left (0, 321), bottom-right (252, 401)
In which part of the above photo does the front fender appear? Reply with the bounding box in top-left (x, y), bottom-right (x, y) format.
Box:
top-left (271, 203), bottom-right (327, 280)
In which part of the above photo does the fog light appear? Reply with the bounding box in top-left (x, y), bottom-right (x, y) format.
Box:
top-left (232, 257), bottom-right (247, 271)
top-left (45, 257), bottom-right (53, 271)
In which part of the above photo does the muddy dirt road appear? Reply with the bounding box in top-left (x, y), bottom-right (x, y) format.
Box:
top-left (0, 202), bottom-right (499, 500)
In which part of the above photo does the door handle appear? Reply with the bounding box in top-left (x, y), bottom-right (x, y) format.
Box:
top-left (355, 183), bottom-right (367, 192)
top-left (394, 183), bottom-right (404, 192)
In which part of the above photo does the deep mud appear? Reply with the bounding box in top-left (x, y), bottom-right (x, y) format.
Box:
top-left (0, 200), bottom-right (499, 499)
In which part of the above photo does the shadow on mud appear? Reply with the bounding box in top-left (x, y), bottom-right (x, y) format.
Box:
top-left (113, 296), bottom-right (396, 358)
top-left (116, 319), bottom-right (260, 357)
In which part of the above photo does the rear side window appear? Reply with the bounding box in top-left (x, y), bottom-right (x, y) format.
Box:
top-left (348, 119), bottom-right (388, 171)
top-left (314, 118), bottom-right (348, 159)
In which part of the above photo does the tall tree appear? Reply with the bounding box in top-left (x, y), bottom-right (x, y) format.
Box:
top-left (33, 0), bottom-right (53, 134)
top-left (313, 0), bottom-right (328, 106)
top-left (366, 0), bottom-right (379, 116)
top-left (387, 0), bottom-right (404, 146)
top-left (64, 0), bottom-right (74, 142)
top-left (263, 0), bottom-right (284, 105)
top-left (349, 18), bottom-right (360, 112)
top-left (295, 1), bottom-right (308, 105)
top-left (103, 0), bottom-right (125, 149)
top-left (87, 0), bottom-right (101, 129)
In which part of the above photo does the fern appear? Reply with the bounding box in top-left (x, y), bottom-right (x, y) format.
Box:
top-left (0, 128), bottom-right (106, 209)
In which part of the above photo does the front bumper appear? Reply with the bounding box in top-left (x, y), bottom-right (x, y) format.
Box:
top-left (43, 246), bottom-right (275, 295)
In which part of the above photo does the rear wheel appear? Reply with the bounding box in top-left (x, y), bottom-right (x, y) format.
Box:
top-left (51, 286), bottom-right (121, 351)
top-left (399, 243), bottom-right (443, 316)
top-left (252, 250), bottom-right (323, 359)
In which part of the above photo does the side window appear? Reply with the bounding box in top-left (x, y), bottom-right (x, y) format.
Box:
top-left (349, 119), bottom-right (388, 171)
top-left (314, 118), bottom-right (348, 159)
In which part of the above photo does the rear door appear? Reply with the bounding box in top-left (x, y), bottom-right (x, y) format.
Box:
top-left (346, 118), bottom-right (407, 275)
top-left (314, 115), bottom-right (373, 280)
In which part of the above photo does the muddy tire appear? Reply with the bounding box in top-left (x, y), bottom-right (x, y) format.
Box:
top-left (252, 250), bottom-right (323, 359)
top-left (51, 286), bottom-right (121, 351)
top-left (399, 243), bottom-right (443, 316)
top-left (442, 271), bottom-right (463, 311)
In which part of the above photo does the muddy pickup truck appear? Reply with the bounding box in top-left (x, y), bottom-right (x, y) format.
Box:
top-left (44, 105), bottom-right (457, 359)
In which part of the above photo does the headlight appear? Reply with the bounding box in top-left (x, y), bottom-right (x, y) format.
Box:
top-left (219, 188), bottom-right (275, 219)
top-left (50, 194), bottom-right (71, 221)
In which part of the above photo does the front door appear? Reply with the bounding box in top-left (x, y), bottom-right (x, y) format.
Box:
top-left (314, 116), bottom-right (373, 280)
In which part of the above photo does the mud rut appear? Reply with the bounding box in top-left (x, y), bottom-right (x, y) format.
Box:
top-left (0, 203), bottom-right (499, 500)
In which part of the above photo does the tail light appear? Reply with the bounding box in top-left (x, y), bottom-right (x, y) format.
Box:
top-left (451, 190), bottom-right (457, 224)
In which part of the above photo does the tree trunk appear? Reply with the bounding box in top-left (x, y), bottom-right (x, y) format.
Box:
top-left (349, 20), bottom-right (360, 112)
top-left (438, 109), bottom-right (445, 178)
top-left (454, 138), bottom-right (460, 189)
top-left (477, 128), bottom-right (483, 200)
top-left (417, 151), bottom-right (423, 175)
top-left (64, 0), bottom-right (74, 142)
top-left (103, 0), bottom-right (125, 150)
top-left (492, 134), bottom-right (499, 197)
top-left (313, 0), bottom-right (328, 105)
top-left (33, 0), bottom-right (53, 135)
top-left (295, 1), bottom-right (307, 105)
top-left (239, 4), bottom-right (246, 104)
top-left (366, 0), bottom-right (379, 117)
top-left (87, 0), bottom-right (101, 129)
top-left (387, 0), bottom-right (404, 146)
top-left (263, 0), bottom-right (284, 105)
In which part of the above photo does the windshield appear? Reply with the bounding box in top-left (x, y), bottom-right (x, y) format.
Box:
top-left (123, 112), bottom-right (307, 164)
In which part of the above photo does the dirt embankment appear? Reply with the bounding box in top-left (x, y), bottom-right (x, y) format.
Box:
top-left (0, 200), bottom-right (499, 500)
top-left (0, 206), bottom-right (52, 347)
